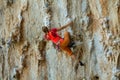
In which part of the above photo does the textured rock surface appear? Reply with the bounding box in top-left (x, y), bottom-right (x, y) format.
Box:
top-left (0, 0), bottom-right (120, 80)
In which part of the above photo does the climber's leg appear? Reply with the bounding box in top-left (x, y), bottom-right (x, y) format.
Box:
top-left (60, 31), bottom-right (70, 47)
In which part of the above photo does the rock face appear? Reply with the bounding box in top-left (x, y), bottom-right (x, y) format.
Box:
top-left (0, 0), bottom-right (120, 80)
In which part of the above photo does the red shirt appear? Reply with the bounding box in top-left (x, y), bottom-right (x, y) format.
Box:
top-left (45, 28), bottom-right (62, 44)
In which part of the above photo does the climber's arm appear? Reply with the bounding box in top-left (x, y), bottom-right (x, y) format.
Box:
top-left (57, 21), bottom-right (73, 31)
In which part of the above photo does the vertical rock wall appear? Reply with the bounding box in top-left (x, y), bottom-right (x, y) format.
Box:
top-left (0, 0), bottom-right (120, 80)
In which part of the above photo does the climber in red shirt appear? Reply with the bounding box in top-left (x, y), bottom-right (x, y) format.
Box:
top-left (42, 21), bottom-right (76, 60)
top-left (42, 21), bottom-right (84, 66)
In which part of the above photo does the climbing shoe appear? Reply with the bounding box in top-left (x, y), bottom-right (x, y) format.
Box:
top-left (68, 41), bottom-right (76, 48)
top-left (0, 46), bottom-right (2, 49)
top-left (79, 61), bottom-right (85, 66)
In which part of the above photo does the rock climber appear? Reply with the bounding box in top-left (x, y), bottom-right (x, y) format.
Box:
top-left (42, 21), bottom-right (84, 66)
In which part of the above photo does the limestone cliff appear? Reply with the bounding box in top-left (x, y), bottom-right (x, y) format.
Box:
top-left (0, 0), bottom-right (120, 80)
